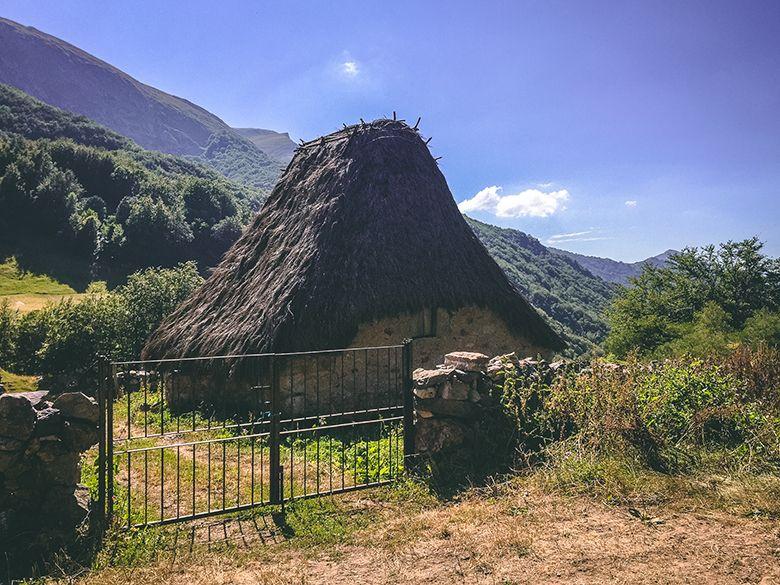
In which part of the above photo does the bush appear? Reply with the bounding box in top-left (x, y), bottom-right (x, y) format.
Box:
top-left (0, 299), bottom-right (16, 369)
top-left (117, 261), bottom-right (203, 357)
top-left (12, 308), bottom-right (50, 374)
top-left (498, 351), bottom-right (780, 476)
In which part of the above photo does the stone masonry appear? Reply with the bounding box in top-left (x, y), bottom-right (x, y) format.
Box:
top-left (0, 391), bottom-right (99, 573)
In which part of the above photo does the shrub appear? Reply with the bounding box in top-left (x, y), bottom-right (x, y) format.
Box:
top-left (0, 299), bottom-right (16, 368)
top-left (12, 308), bottom-right (50, 374)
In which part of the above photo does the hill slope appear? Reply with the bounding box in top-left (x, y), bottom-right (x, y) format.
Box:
top-left (0, 17), bottom-right (284, 192)
top-left (0, 84), bottom-right (255, 286)
top-left (233, 128), bottom-right (297, 164)
top-left (551, 248), bottom-right (676, 284)
top-left (467, 217), bottom-right (616, 353)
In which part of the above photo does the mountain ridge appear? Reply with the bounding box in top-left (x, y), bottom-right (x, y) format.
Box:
top-left (551, 248), bottom-right (676, 284)
top-left (0, 16), bottom-right (286, 193)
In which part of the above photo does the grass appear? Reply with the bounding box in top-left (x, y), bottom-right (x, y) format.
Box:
top-left (0, 257), bottom-right (77, 296)
top-left (0, 257), bottom-right (88, 314)
top-left (0, 368), bottom-right (39, 392)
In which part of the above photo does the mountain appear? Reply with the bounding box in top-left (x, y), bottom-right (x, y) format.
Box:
top-left (234, 128), bottom-right (297, 164)
top-left (467, 217), bottom-right (617, 354)
top-left (0, 83), bottom-right (256, 286)
top-left (550, 248), bottom-right (677, 285)
top-left (0, 17), bottom-right (285, 194)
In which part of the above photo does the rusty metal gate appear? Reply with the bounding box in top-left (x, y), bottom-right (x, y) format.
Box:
top-left (96, 343), bottom-right (414, 529)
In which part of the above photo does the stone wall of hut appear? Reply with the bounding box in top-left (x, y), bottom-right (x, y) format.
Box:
top-left (350, 305), bottom-right (552, 368)
top-left (160, 306), bottom-right (552, 416)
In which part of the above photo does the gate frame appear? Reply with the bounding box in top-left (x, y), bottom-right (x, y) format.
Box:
top-left (96, 340), bottom-right (416, 529)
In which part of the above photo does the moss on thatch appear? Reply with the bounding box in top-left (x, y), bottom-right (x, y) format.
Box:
top-left (143, 119), bottom-right (564, 359)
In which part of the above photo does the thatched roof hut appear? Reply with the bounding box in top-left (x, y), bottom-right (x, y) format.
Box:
top-left (143, 119), bottom-right (563, 360)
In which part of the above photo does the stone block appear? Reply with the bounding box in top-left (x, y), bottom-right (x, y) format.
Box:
top-left (52, 392), bottom-right (99, 425)
top-left (444, 351), bottom-right (489, 372)
top-left (415, 397), bottom-right (479, 419)
top-left (415, 418), bottom-right (468, 453)
top-left (413, 386), bottom-right (437, 399)
top-left (413, 367), bottom-right (453, 387)
top-left (0, 394), bottom-right (37, 441)
top-left (440, 380), bottom-right (469, 401)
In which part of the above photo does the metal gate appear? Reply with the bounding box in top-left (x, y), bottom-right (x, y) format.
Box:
top-left (96, 343), bottom-right (414, 529)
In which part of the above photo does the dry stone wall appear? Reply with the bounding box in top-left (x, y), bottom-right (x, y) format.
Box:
top-left (0, 391), bottom-right (99, 573)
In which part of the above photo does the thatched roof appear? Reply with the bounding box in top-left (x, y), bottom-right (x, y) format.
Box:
top-left (143, 119), bottom-right (564, 359)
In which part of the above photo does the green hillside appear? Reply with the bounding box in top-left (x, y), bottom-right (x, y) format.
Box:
top-left (0, 84), bottom-right (256, 286)
top-left (467, 217), bottom-right (616, 353)
top-left (0, 17), bottom-right (286, 193)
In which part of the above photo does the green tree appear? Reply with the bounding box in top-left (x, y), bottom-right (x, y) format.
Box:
top-left (605, 238), bottom-right (780, 356)
top-left (117, 261), bottom-right (203, 356)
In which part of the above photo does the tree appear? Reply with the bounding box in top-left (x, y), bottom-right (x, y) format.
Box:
top-left (605, 238), bottom-right (780, 357)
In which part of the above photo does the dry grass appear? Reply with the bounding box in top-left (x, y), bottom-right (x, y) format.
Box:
top-left (53, 470), bottom-right (780, 585)
top-left (0, 292), bottom-right (88, 313)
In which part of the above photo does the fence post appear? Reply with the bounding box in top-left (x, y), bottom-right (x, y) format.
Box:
top-left (106, 363), bottom-right (115, 525)
top-left (402, 339), bottom-right (416, 471)
top-left (96, 359), bottom-right (107, 530)
top-left (269, 354), bottom-right (282, 504)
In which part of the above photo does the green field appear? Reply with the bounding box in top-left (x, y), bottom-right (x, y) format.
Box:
top-left (0, 257), bottom-right (87, 313)
top-left (0, 369), bottom-right (38, 392)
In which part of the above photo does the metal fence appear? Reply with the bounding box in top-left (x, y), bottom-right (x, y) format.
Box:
top-left (96, 342), bottom-right (414, 529)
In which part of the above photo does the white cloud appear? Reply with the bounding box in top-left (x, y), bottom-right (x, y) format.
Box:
top-left (341, 61), bottom-right (359, 77)
top-left (458, 185), bottom-right (569, 218)
top-left (546, 229), bottom-right (612, 244)
top-left (625, 200), bottom-right (638, 208)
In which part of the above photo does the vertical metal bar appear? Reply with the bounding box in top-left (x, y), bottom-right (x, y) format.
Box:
top-left (107, 364), bottom-right (115, 525)
top-left (97, 360), bottom-right (106, 529)
top-left (207, 441), bottom-right (212, 512)
top-left (126, 450), bottom-right (131, 529)
top-left (144, 449), bottom-right (148, 525)
top-left (176, 445), bottom-right (181, 519)
top-left (269, 354), bottom-right (281, 504)
top-left (402, 340), bottom-right (416, 471)
top-left (192, 444), bottom-right (196, 516)
top-left (160, 446), bottom-right (164, 523)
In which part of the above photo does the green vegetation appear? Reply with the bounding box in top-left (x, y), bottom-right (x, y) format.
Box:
top-left (0, 84), bottom-right (259, 285)
top-left (605, 238), bottom-right (780, 357)
top-left (495, 345), bottom-right (780, 498)
top-left (468, 217), bottom-right (616, 354)
top-left (0, 257), bottom-right (76, 296)
top-left (0, 368), bottom-right (37, 392)
top-left (0, 263), bottom-right (203, 391)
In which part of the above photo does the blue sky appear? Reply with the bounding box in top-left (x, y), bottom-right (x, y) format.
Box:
top-left (2, 0), bottom-right (778, 261)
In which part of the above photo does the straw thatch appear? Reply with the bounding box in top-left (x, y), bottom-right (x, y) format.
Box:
top-left (143, 119), bottom-right (564, 359)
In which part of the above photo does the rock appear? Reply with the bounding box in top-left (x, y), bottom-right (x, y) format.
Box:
top-left (31, 436), bottom-right (81, 485)
top-left (0, 436), bottom-right (23, 473)
top-left (413, 368), bottom-right (454, 387)
top-left (33, 407), bottom-right (64, 437)
top-left (52, 392), bottom-right (99, 425)
top-left (416, 409), bottom-right (434, 419)
top-left (415, 397), bottom-right (479, 419)
top-left (444, 352), bottom-right (489, 372)
top-left (415, 418), bottom-right (468, 453)
top-left (0, 394), bottom-right (37, 441)
top-left (440, 380), bottom-right (470, 401)
top-left (15, 390), bottom-right (49, 408)
top-left (63, 419), bottom-right (99, 451)
top-left (413, 386), bottom-right (437, 399)
top-left (468, 387), bottom-right (482, 403)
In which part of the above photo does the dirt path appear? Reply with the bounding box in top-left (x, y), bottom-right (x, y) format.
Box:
top-left (83, 490), bottom-right (780, 585)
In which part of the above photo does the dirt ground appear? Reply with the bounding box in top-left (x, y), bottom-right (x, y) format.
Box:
top-left (78, 487), bottom-right (780, 585)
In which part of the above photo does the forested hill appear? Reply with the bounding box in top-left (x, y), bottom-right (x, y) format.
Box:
top-left (467, 217), bottom-right (616, 353)
top-left (551, 248), bottom-right (676, 284)
top-left (0, 84), bottom-right (257, 287)
top-left (0, 17), bottom-right (286, 193)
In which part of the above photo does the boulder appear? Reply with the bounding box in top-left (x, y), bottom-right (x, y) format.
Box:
top-left (415, 418), bottom-right (468, 453)
top-left (0, 394), bottom-right (37, 441)
top-left (444, 352), bottom-right (490, 372)
top-left (63, 419), bottom-right (99, 451)
top-left (52, 392), bottom-right (99, 425)
top-left (32, 407), bottom-right (64, 437)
